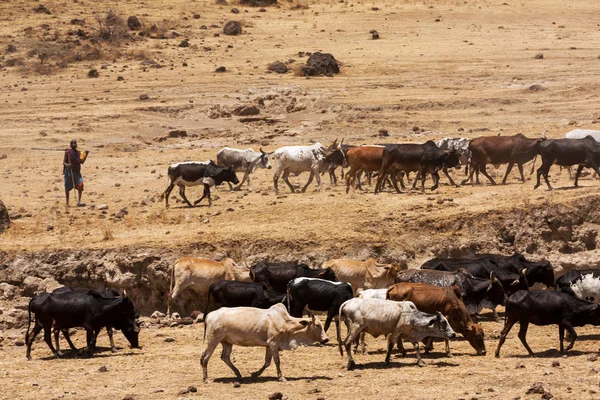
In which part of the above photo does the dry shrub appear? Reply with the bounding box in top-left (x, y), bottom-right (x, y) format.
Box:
top-left (102, 227), bottom-right (114, 241)
top-left (139, 19), bottom-right (176, 39)
top-left (124, 48), bottom-right (152, 61)
top-left (96, 10), bottom-right (129, 43)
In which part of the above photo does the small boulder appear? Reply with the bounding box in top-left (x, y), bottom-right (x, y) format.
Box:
top-left (268, 392), bottom-right (283, 400)
top-left (534, 53), bottom-right (544, 59)
top-left (370, 29), bottom-right (380, 39)
top-left (300, 52), bottom-right (340, 77)
top-left (139, 94), bottom-right (150, 100)
top-left (268, 61), bottom-right (288, 74)
top-left (127, 16), bottom-right (142, 30)
top-left (223, 21), bottom-right (242, 36)
top-left (0, 200), bottom-right (10, 233)
top-left (87, 69), bottom-right (99, 78)
top-left (179, 39), bottom-right (190, 47)
top-left (151, 311), bottom-right (165, 319)
top-left (240, 0), bottom-right (277, 5)
top-left (98, 366), bottom-right (108, 373)
top-left (231, 8), bottom-right (240, 14)
top-left (233, 105), bottom-right (260, 116)
top-left (168, 130), bottom-right (187, 138)
top-left (215, 66), bottom-right (226, 73)
top-left (97, 204), bottom-right (109, 210)
top-left (528, 84), bottom-right (545, 92)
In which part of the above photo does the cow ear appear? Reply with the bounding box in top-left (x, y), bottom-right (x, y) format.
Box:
top-left (298, 320), bottom-right (310, 327)
top-left (428, 318), bottom-right (436, 326)
top-left (510, 278), bottom-right (520, 286)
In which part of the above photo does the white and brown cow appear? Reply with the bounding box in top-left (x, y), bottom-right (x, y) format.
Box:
top-left (216, 147), bottom-right (272, 191)
top-left (322, 258), bottom-right (400, 295)
top-left (201, 303), bottom-right (328, 383)
top-left (338, 298), bottom-right (456, 369)
top-left (167, 257), bottom-right (251, 315)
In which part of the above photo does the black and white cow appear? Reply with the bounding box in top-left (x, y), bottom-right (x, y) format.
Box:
top-left (435, 138), bottom-right (471, 186)
top-left (287, 277), bottom-right (353, 339)
top-left (160, 161), bottom-right (239, 207)
top-left (556, 269), bottom-right (600, 303)
top-left (216, 147), bottom-right (271, 191)
top-left (249, 261), bottom-right (337, 294)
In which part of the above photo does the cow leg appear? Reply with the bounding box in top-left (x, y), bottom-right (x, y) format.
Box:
top-left (62, 329), bottom-right (78, 352)
top-left (411, 171), bottom-right (420, 190)
top-left (345, 168), bottom-right (355, 194)
top-left (343, 325), bottom-right (361, 370)
top-left (385, 333), bottom-right (396, 364)
top-left (461, 165), bottom-right (475, 185)
top-left (162, 182), bottom-right (175, 208)
top-left (302, 171), bottom-right (315, 193)
top-left (106, 327), bottom-right (116, 352)
top-left (220, 343), bottom-right (242, 381)
top-left (431, 171), bottom-right (440, 191)
top-left (227, 181), bottom-right (234, 191)
top-left (193, 184), bottom-right (211, 206)
top-left (501, 162), bottom-right (514, 185)
top-left (396, 337), bottom-right (406, 357)
top-left (282, 170), bottom-right (296, 193)
top-left (494, 317), bottom-right (517, 357)
top-left (53, 328), bottom-right (64, 356)
top-left (444, 339), bottom-right (452, 357)
top-left (573, 165), bottom-right (585, 187)
top-left (273, 169), bottom-right (282, 194)
top-left (178, 186), bottom-right (194, 207)
top-left (413, 342), bottom-right (425, 367)
top-left (234, 171), bottom-right (249, 191)
top-left (251, 347), bottom-right (272, 378)
top-left (289, 302), bottom-right (305, 319)
top-left (517, 163), bottom-right (526, 183)
top-left (563, 323), bottom-right (578, 353)
top-left (271, 346), bottom-right (287, 382)
top-left (479, 164), bottom-right (497, 185)
top-left (491, 306), bottom-right (500, 322)
top-left (26, 322), bottom-right (43, 360)
top-left (201, 339), bottom-right (219, 384)
top-left (443, 166), bottom-right (458, 187)
top-left (423, 337), bottom-right (433, 354)
top-left (517, 321), bottom-right (534, 356)
top-left (43, 326), bottom-right (61, 358)
top-left (390, 171), bottom-right (402, 193)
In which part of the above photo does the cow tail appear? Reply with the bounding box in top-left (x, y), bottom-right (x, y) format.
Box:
top-left (203, 287), bottom-right (212, 324)
top-left (25, 297), bottom-right (34, 346)
top-left (337, 301), bottom-right (345, 357)
top-left (159, 169), bottom-right (172, 200)
top-left (530, 154), bottom-right (538, 175)
top-left (286, 281), bottom-right (292, 313)
top-left (167, 262), bottom-right (175, 316)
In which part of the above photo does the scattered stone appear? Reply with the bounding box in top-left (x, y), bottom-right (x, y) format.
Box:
top-left (117, 76), bottom-right (124, 81)
top-left (215, 66), bottom-right (226, 73)
top-left (87, 69), bottom-right (99, 78)
top-left (268, 61), bottom-right (288, 74)
top-left (233, 105), bottom-right (260, 116)
top-left (233, 382), bottom-right (241, 388)
top-left (168, 130), bottom-right (187, 138)
top-left (171, 312), bottom-right (181, 319)
top-left (412, 126), bottom-right (420, 132)
top-left (240, 0), bottom-right (277, 5)
top-left (526, 383), bottom-right (546, 395)
top-left (528, 84), bottom-right (545, 92)
top-left (97, 204), bottom-right (109, 210)
top-left (588, 355), bottom-right (598, 362)
top-left (139, 94), bottom-right (150, 100)
top-left (268, 392), bottom-right (283, 400)
top-left (231, 8), bottom-right (240, 13)
top-left (370, 29), bottom-right (380, 39)
top-left (541, 393), bottom-right (553, 400)
top-left (6, 44), bottom-right (16, 54)
top-left (551, 361), bottom-right (560, 367)
top-left (127, 16), bottom-right (142, 30)
top-left (378, 129), bottom-right (389, 137)
top-left (46, 225), bottom-right (54, 231)
top-left (301, 52), bottom-right (340, 77)
top-left (33, 4), bottom-right (52, 14)
top-left (98, 366), bottom-right (108, 373)
top-left (188, 386), bottom-right (197, 393)
top-left (164, 337), bottom-right (175, 343)
top-left (0, 200), bottom-right (10, 233)
top-left (193, 14), bottom-right (200, 19)
top-left (179, 39), bottom-right (190, 47)
top-left (151, 311), bottom-right (165, 319)
top-left (223, 20), bottom-right (242, 36)
top-left (534, 53), bottom-right (544, 59)
top-left (216, 0), bottom-right (227, 4)
top-left (179, 388), bottom-right (189, 395)
top-left (14, 339), bottom-right (25, 346)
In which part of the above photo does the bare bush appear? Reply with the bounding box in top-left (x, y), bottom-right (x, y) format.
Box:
top-left (96, 10), bottom-right (129, 43)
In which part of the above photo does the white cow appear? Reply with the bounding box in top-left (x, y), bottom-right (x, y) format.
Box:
top-left (570, 274), bottom-right (600, 303)
top-left (201, 303), bottom-right (328, 383)
top-left (271, 141), bottom-right (338, 193)
top-left (435, 137), bottom-right (471, 186)
top-left (338, 298), bottom-right (455, 369)
top-left (216, 147), bottom-right (271, 191)
top-left (357, 288), bottom-right (388, 299)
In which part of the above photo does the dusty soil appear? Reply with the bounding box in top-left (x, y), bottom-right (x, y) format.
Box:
top-left (2, 0), bottom-right (600, 398)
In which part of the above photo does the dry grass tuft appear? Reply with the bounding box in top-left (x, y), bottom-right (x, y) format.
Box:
top-left (102, 227), bottom-right (114, 241)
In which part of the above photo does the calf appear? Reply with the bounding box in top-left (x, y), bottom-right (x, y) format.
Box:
top-left (556, 269), bottom-right (600, 303)
top-left (201, 303), bottom-right (328, 383)
top-left (322, 258), bottom-right (399, 295)
top-left (160, 161), bottom-right (239, 207)
top-left (250, 261), bottom-right (337, 294)
top-left (387, 283), bottom-right (486, 356)
top-left (436, 137), bottom-right (471, 185)
top-left (345, 145), bottom-right (386, 193)
top-left (325, 143), bottom-right (355, 185)
top-left (26, 289), bottom-right (140, 360)
top-left (495, 290), bottom-right (600, 357)
top-left (287, 278), bottom-right (353, 343)
top-left (357, 288), bottom-right (387, 299)
top-left (216, 147), bottom-right (271, 191)
top-left (534, 136), bottom-right (600, 190)
top-left (338, 298), bottom-right (455, 368)
top-left (204, 280), bottom-right (285, 318)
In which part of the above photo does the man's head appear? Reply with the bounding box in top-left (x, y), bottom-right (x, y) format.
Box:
top-left (70, 139), bottom-right (77, 150)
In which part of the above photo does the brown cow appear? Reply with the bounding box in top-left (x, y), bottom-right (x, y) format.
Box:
top-left (344, 145), bottom-right (385, 193)
top-left (322, 258), bottom-right (400, 295)
top-left (168, 258), bottom-right (251, 315)
top-left (386, 282), bottom-right (486, 356)
top-left (463, 134), bottom-right (544, 185)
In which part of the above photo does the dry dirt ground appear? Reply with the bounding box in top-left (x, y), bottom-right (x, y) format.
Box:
top-left (2, 0), bottom-right (600, 398)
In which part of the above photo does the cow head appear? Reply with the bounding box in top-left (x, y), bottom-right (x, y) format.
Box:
top-left (214, 166), bottom-right (239, 186)
top-left (296, 314), bottom-right (329, 345)
top-left (525, 261), bottom-right (555, 288)
top-left (259, 148), bottom-right (272, 169)
top-left (428, 312), bottom-right (456, 340)
top-left (444, 148), bottom-right (461, 170)
top-left (464, 323), bottom-right (486, 356)
top-left (113, 297), bottom-right (141, 348)
top-left (317, 267), bottom-right (337, 282)
top-left (486, 272), bottom-right (508, 306)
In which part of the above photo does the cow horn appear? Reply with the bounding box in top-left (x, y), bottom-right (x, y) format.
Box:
top-left (123, 289), bottom-right (128, 297)
top-left (521, 268), bottom-right (527, 276)
top-left (260, 147), bottom-right (265, 154)
top-left (510, 279), bottom-right (520, 286)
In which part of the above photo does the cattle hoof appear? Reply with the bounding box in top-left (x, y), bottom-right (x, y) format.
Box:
top-left (204, 379), bottom-right (211, 384)
top-left (347, 362), bottom-right (356, 370)
top-left (447, 353), bottom-right (453, 358)
top-left (111, 348), bottom-right (117, 353)
top-left (278, 376), bottom-right (287, 383)
top-left (27, 356), bottom-right (32, 361)
top-left (417, 361), bottom-right (425, 367)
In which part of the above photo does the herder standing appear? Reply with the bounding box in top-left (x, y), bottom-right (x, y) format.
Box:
top-left (64, 139), bottom-right (89, 207)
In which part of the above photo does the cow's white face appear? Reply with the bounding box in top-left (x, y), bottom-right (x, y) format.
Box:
top-left (571, 274), bottom-right (600, 303)
top-left (259, 150), bottom-right (272, 169)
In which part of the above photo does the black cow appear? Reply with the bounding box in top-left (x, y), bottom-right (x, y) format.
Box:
top-left (534, 136), bottom-right (600, 190)
top-left (495, 290), bottom-right (600, 357)
top-left (203, 280), bottom-right (286, 318)
top-left (395, 269), bottom-right (506, 319)
top-left (249, 261), bottom-right (337, 294)
top-left (286, 277), bottom-right (353, 344)
top-left (375, 141), bottom-right (459, 193)
top-left (51, 287), bottom-right (131, 355)
top-left (325, 143), bottom-right (355, 185)
top-left (26, 289), bottom-right (140, 360)
top-left (556, 269), bottom-right (600, 302)
top-left (160, 161), bottom-right (239, 207)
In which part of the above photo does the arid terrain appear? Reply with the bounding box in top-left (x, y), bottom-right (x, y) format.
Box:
top-left (2, 0), bottom-right (600, 398)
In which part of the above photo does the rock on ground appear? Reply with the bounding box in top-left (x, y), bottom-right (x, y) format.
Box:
top-left (223, 21), bottom-right (242, 36)
top-left (301, 52), bottom-right (340, 77)
top-left (0, 200), bottom-right (10, 233)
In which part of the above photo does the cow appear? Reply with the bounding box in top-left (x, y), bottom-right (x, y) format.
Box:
top-left (534, 136), bottom-right (600, 190)
top-left (375, 141), bottom-right (458, 193)
top-left (325, 143), bottom-right (355, 185)
top-left (271, 141), bottom-right (338, 193)
top-left (495, 290), bottom-right (600, 357)
top-left (387, 283), bottom-right (486, 356)
top-left (160, 161), bottom-right (239, 207)
top-left (25, 289), bottom-right (140, 360)
top-left (345, 145), bottom-right (386, 193)
top-left (168, 258), bottom-right (251, 315)
top-left (463, 134), bottom-right (544, 185)
top-left (216, 147), bottom-right (271, 191)
top-left (338, 298), bottom-right (456, 368)
top-left (203, 280), bottom-right (286, 318)
top-left (322, 258), bottom-right (399, 296)
top-left (556, 269), bottom-right (600, 303)
top-left (435, 137), bottom-right (471, 186)
top-left (201, 303), bottom-right (328, 383)
top-left (395, 269), bottom-right (506, 318)
top-left (286, 277), bottom-right (353, 345)
top-left (357, 288), bottom-right (387, 299)
top-left (423, 254), bottom-right (555, 288)
top-left (563, 130), bottom-right (600, 178)
top-left (250, 261), bottom-right (337, 294)
top-left (51, 287), bottom-right (131, 355)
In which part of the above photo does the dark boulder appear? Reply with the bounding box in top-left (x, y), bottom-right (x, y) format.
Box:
top-left (240, 0), bottom-right (277, 6)
top-left (300, 52), bottom-right (340, 77)
top-left (268, 61), bottom-right (288, 74)
top-left (127, 16), bottom-right (142, 30)
top-left (223, 21), bottom-right (242, 36)
top-left (0, 200), bottom-right (10, 233)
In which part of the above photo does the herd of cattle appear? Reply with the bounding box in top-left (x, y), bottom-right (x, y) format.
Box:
top-left (24, 253), bottom-right (600, 383)
top-left (159, 130), bottom-right (600, 206)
